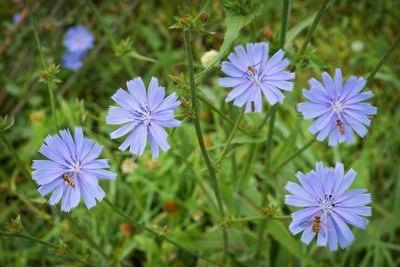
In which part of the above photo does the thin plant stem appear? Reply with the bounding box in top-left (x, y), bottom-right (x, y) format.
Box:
top-left (214, 107), bottom-right (245, 168)
top-left (26, 0), bottom-right (58, 131)
top-left (367, 33), bottom-right (400, 84)
top-left (0, 231), bottom-right (57, 249)
top-left (280, 0), bottom-right (291, 49)
top-left (198, 94), bottom-right (252, 136)
top-left (236, 143), bottom-right (258, 191)
top-left (0, 131), bottom-right (32, 180)
top-left (299, 0), bottom-right (330, 55)
top-left (65, 214), bottom-right (109, 260)
top-left (255, 106), bottom-right (277, 257)
top-left (102, 198), bottom-right (216, 264)
top-left (228, 215), bottom-right (291, 224)
top-left (255, 1), bottom-right (291, 256)
top-left (0, 231), bottom-right (92, 265)
top-left (255, 107), bottom-right (272, 133)
top-left (85, 0), bottom-right (135, 77)
top-left (272, 138), bottom-right (316, 173)
top-left (177, 0), bottom-right (228, 262)
top-left (235, 108), bottom-right (272, 191)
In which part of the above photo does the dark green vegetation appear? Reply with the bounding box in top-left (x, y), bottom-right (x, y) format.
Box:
top-left (1, 0), bottom-right (399, 266)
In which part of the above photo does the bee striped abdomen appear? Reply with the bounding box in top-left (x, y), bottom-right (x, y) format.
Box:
top-left (62, 173), bottom-right (75, 188)
top-left (336, 119), bottom-right (345, 134)
top-left (312, 215), bottom-right (321, 234)
top-left (248, 66), bottom-right (255, 72)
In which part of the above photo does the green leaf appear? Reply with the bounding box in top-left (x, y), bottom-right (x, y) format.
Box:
top-left (265, 220), bottom-right (318, 267)
top-left (310, 54), bottom-right (331, 68)
top-left (30, 197), bottom-right (48, 204)
top-left (127, 51), bottom-right (157, 63)
top-left (284, 11), bottom-right (317, 49)
top-left (195, 5), bottom-right (263, 81)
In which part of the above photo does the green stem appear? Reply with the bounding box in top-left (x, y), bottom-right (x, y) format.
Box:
top-left (85, 0), bottom-right (135, 76)
top-left (254, 0), bottom-right (291, 256)
top-left (0, 231), bottom-right (57, 249)
top-left (228, 215), bottom-right (291, 224)
top-left (272, 138), bottom-right (316, 173)
top-left (299, 0), bottom-right (330, 55)
top-left (102, 198), bottom-right (215, 264)
top-left (236, 143), bottom-right (258, 191)
top-left (0, 231), bottom-right (91, 265)
top-left (280, 0), bottom-right (291, 49)
top-left (26, 0), bottom-right (58, 131)
top-left (367, 33), bottom-right (400, 84)
top-left (65, 214), bottom-right (109, 260)
top-left (178, 0), bottom-right (228, 262)
top-left (214, 107), bottom-right (245, 168)
top-left (255, 107), bottom-right (272, 133)
top-left (198, 94), bottom-right (252, 136)
top-left (255, 106), bottom-right (277, 257)
top-left (0, 131), bottom-right (32, 180)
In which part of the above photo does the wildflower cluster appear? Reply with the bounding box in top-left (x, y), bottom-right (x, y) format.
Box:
top-left (219, 41), bottom-right (375, 250)
top-left (62, 26), bottom-right (94, 71)
top-left (29, 20), bottom-right (377, 255)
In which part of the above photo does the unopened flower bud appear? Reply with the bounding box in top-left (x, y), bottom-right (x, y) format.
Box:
top-left (172, 77), bottom-right (179, 84)
top-left (199, 13), bottom-right (208, 21)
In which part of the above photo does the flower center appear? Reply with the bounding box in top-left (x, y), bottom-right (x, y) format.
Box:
top-left (132, 106), bottom-right (152, 126)
top-left (331, 101), bottom-right (344, 113)
top-left (64, 161), bottom-right (81, 177)
top-left (317, 194), bottom-right (336, 213)
top-left (245, 66), bottom-right (265, 85)
top-left (75, 35), bottom-right (85, 45)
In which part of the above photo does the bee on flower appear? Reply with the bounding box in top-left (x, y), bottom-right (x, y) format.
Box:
top-left (285, 162), bottom-right (372, 251)
top-left (219, 42), bottom-right (295, 113)
top-left (32, 127), bottom-right (116, 212)
top-left (297, 68), bottom-right (377, 146)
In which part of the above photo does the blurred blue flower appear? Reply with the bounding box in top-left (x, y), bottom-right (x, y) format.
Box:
top-left (219, 42), bottom-right (295, 113)
top-left (63, 25), bottom-right (94, 53)
top-left (62, 51), bottom-right (85, 71)
top-left (13, 13), bottom-right (21, 24)
top-left (32, 127), bottom-right (116, 212)
top-left (297, 68), bottom-right (377, 146)
top-left (106, 77), bottom-right (181, 158)
top-left (285, 162), bottom-right (372, 251)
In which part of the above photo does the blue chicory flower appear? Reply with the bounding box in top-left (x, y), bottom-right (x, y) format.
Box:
top-left (106, 77), bottom-right (181, 158)
top-left (63, 25), bottom-right (94, 53)
top-left (62, 51), bottom-right (85, 71)
top-left (13, 13), bottom-right (21, 24)
top-left (219, 42), bottom-right (295, 113)
top-left (32, 127), bottom-right (116, 212)
top-left (297, 68), bottom-right (377, 146)
top-left (285, 162), bottom-right (372, 251)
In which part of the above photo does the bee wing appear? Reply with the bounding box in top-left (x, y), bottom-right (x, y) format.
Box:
top-left (318, 214), bottom-right (331, 238)
top-left (297, 219), bottom-right (314, 229)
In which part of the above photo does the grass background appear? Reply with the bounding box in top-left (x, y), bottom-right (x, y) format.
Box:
top-left (0, 0), bottom-right (399, 266)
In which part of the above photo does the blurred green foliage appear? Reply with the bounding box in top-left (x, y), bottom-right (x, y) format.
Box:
top-left (0, 0), bottom-right (399, 266)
